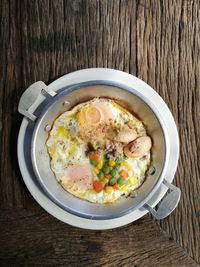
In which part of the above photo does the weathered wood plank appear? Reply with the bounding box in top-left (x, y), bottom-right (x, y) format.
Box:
top-left (134, 0), bottom-right (200, 263)
top-left (0, 210), bottom-right (198, 267)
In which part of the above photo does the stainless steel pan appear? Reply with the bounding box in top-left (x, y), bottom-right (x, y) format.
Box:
top-left (18, 80), bottom-right (181, 220)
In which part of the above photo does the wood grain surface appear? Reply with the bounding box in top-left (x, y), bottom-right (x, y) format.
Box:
top-left (0, 0), bottom-right (199, 266)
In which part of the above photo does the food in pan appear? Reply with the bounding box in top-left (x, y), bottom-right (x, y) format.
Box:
top-left (46, 98), bottom-right (152, 203)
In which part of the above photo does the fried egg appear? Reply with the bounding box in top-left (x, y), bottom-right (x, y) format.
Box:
top-left (46, 98), bottom-right (151, 203)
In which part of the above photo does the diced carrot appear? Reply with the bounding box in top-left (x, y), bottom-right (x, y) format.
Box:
top-left (113, 183), bottom-right (119, 190)
top-left (119, 169), bottom-right (128, 178)
top-left (89, 152), bottom-right (100, 161)
top-left (104, 173), bottom-right (111, 179)
top-left (93, 180), bottom-right (104, 193)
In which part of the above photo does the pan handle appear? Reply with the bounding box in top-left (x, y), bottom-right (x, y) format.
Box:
top-left (143, 179), bottom-right (181, 220)
top-left (18, 81), bottom-right (56, 121)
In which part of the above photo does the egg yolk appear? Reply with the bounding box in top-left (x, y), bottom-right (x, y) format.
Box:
top-left (77, 103), bottom-right (114, 125)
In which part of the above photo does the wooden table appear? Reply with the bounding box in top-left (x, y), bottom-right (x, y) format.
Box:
top-left (0, 1), bottom-right (199, 266)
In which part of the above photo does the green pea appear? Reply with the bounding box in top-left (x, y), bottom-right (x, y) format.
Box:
top-left (90, 160), bottom-right (97, 166)
top-left (109, 177), bottom-right (117, 185)
top-left (116, 157), bottom-right (124, 164)
top-left (110, 165), bottom-right (120, 176)
top-left (114, 164), bottom-right (121, 171)
top-left (117, 178), bottom-right (128, 186)
top-left (98, 172), bottom-right (104, 180)
top-left (110, 169), bottom-right (117, 177)
top-left (115, 157), bottom-right (120, 164)
top-left (102, 164), bottom-right (110, 174)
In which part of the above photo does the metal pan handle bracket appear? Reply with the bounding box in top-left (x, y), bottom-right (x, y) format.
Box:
top-left (18, 81), bottom-right (56, 121)
top-left (144, 179), bottom-right (181, 220)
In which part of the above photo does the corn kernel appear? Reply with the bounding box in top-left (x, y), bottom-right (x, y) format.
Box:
top-left (129, 176), bottom-right (138, 185)
top-left (122, 161), bottom-right (128, 166)
top-left (108, 160), bottom-right (115, 167)
top-left (97, 159), bottom-right (103, 170)
top-left (103, 178), bottom-right (109, 184)
top-left (122, 161), bottom-right (132, 170)
top-left (105, 186), bottom-right (114, 194)
top-left (93, 167), bottom-right (99, 174)
top-left (119, 185), bottom-right (128, 192)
